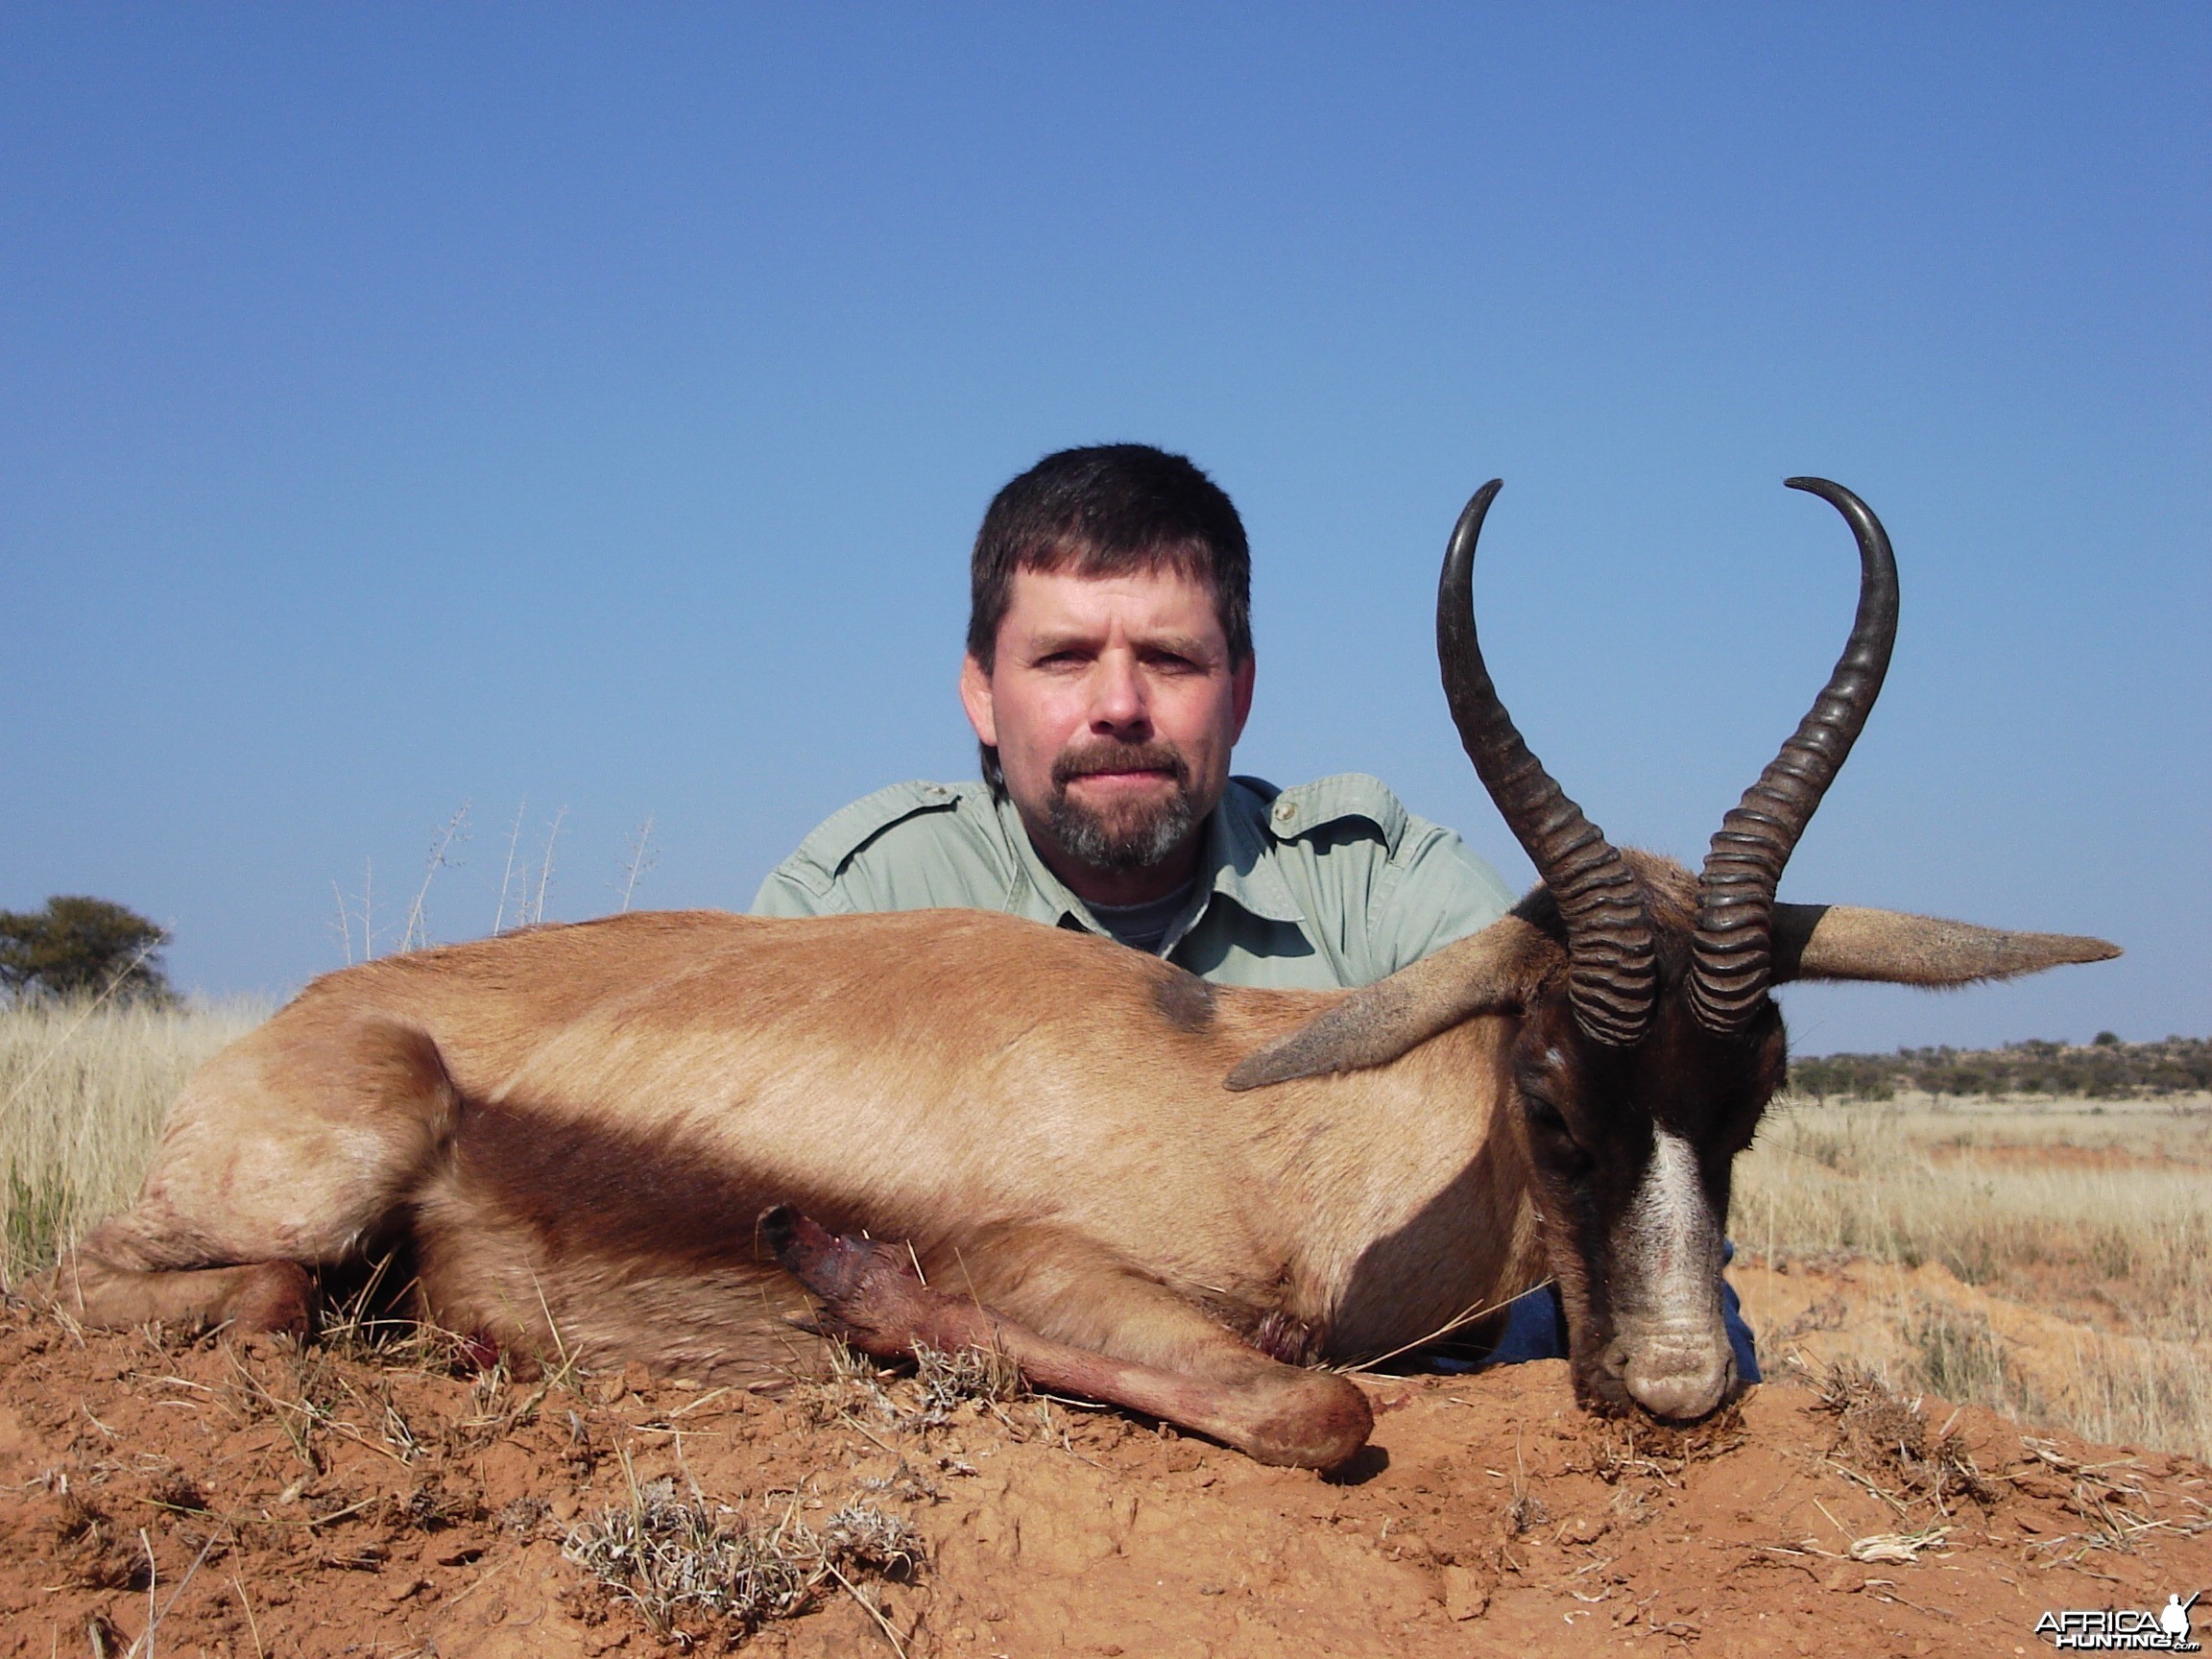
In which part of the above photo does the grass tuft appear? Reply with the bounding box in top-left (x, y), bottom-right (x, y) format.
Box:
top-left (563, 1474), bottom-right (922, 1641)
top-left (1803, 1358), bottom-right (1996, 1515)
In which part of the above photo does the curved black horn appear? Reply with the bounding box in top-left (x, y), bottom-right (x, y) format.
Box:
top-left (1438, 481), bottom-right (1656, 1046)
top-left (1689, 477), bottom-right (1900, 1033)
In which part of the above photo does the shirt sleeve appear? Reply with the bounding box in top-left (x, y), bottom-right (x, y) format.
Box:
top-left (1368, 816), bottom-right (1520, 975)
top-left (747, 781), bottom-right (1003, 920)
top-left (749, 863), bottom-right (851, 918)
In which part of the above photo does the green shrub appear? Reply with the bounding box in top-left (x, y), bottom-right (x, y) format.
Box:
top-left (0, 897), bottom-right (173, 1005)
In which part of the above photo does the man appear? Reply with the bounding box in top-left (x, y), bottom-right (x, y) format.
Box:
top-left (752, 444), bottom-right (1516, 983)
top-left (752, 442), bottom-right (1759, 1382)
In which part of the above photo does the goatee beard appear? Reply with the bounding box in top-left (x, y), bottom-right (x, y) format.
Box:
top-left (1044, 740), bottom-right (1198, 874)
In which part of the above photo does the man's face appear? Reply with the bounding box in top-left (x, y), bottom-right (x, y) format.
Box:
top-left (961, 564), bottom-right (1255, 894)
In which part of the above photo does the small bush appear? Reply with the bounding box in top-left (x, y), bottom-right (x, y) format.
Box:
top-left (0, 897), bottom-right (173, 1006)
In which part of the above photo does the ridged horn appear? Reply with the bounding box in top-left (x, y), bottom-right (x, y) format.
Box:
top-left (1689, 477), bottom-right (1900, 1032)
top-left (1438, 481), bottom-right (1656, 1046)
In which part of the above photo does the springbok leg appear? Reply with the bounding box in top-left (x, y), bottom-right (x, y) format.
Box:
top-left (32, 1253), bottom-right (314, 1336)
top-left (760, 1206), bottom-right (1373, 1470)
top-left (25, 1015), bottom-right (458, 1336)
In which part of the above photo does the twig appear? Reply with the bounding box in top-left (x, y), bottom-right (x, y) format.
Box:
top-left (530, 1274), bottom-right (579, 1386)
top-left (1813, 1496), bottom-right (1853, 1544)
top-left (133, 1531), bottom-right (156, 1659)
top-left (826, 1561), bottom-right (908, 1658)
top-left (399, 805), bottom-right (471, 952)
top-left (529, 807), bottom-right (567, 926)
top-left (616, 816), bottom-right (657, 912)
top-left (330, 879), bottom-right (354, 966)
top-left (1335, 1283), bottom-right (1549, 1374)
top-left (665, 1386), bottom-right (735, 1420)
top-left (127, 1528), bottom-right (220, 1659)
top-left (1827, 1457), bottom-right (1912, 1518)
top-left (493, 800), bottom-right (528, 936)
top-left (228, 1576), bottom-right (265, 1659)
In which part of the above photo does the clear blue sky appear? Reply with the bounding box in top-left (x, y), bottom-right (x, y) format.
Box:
top-left (4, 5), bottom-right (2204, 1053)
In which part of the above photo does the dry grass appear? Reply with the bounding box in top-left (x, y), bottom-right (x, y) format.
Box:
top-left (1737, 1094), bottom-right (2212, 1340)
top-left (0, 997), bottom-right (268, 1286)
top-left (563, 1466), bottom-right (923, 1644)
top-left (1736, 1093), bottom-right (2212, 1461)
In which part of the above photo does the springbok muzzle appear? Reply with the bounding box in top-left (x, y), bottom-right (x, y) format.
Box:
top-left (1611, 1327), bottom-right (1734, 1421)
top-left (1608, 1127), bottom-right (1732, 1420)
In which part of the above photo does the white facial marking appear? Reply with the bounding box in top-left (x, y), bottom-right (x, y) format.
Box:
top-left (1620, 1128), bottom-right (1720, 1326)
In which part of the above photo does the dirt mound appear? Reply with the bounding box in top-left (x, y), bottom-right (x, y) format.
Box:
top-left (3, 1299), bottom-right (2208, 1658)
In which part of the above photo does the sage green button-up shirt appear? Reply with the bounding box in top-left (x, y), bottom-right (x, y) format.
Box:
top-left (750, 774), bottom-right (1516, 991)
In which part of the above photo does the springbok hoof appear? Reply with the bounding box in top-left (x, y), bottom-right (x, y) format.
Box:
top-left (225, 1261), bottom-right (317, 1338)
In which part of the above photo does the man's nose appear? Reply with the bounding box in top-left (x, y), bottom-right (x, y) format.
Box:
top-left (1089, 652), bottom-right (1149, 733)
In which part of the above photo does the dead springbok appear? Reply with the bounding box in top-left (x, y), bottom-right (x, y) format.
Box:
top-left (32, 478), bottom-right (2116, 1470)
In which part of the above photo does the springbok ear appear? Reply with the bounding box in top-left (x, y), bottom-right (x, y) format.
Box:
top-left (1770, 903), bottom-right (2121, 987)
top-left (1224, 917), bottom-right (1551, 1091)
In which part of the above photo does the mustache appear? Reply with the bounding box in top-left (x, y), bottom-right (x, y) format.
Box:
top-left (1050, 740), bottom-right (1191, 790)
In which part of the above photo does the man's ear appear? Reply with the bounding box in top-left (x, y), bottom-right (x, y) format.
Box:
top-left (1229, 653), bottom-right (1256, 745)
top-left (959, 653), bottom-right (998, 747)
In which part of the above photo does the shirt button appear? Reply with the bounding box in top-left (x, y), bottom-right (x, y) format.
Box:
top-left (1273, 802), bottom-right (1296, 825)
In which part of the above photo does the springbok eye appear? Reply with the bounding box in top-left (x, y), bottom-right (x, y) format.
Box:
top-left (1524, 1096), bottom-right (1575, 1142)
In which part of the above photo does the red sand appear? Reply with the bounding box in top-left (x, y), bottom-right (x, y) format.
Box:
top-left (3, 1298), bottom-right (2206, 1657)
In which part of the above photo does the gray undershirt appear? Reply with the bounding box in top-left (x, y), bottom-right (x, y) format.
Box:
top-left (1086, 878), bottom-right (1200, 956)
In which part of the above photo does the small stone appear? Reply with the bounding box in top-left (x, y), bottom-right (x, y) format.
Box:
top-left (1442, 1566), bottom-right (1490, 1622)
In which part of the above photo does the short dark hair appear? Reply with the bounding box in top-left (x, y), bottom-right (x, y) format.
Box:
top-left (967, 445), bottom-right (1252, 674)
top-left (967, 445), bottom-right (1252, 799)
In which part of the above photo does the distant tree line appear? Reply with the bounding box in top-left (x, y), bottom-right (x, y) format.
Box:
top-left (0, 897), bottom-right (174, 1006)
top-left (1790, 1035), bottom-right (2212, 1102)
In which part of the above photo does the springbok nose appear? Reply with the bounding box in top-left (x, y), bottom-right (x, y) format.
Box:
top-left (1623, 1339), bottom-right (1732, 1421)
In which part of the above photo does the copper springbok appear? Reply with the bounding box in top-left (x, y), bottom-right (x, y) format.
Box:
top-left (32, 478), bottom-right (2116, 1470)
